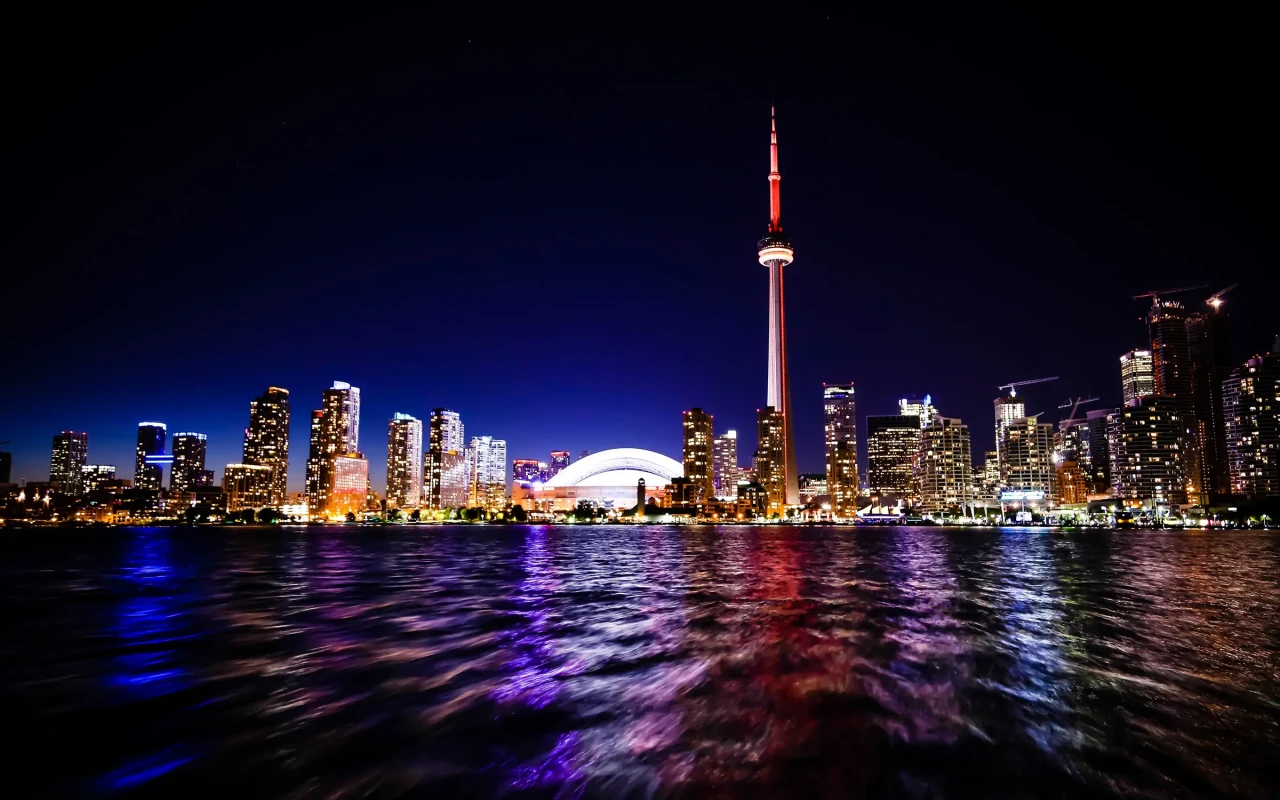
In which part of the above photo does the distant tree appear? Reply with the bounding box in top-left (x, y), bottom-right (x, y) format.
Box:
top-left (410, 509), bottom-right (421, 522)
top-left (346, 511), bottom-right (356, 522)
top-left (185, 502), bottom-right (213, 523)
top-left (575, 500), bottom-right (595, 520)
top-left (509, 504), bottom-right (528, 523)
top-left (257, 507), bottom-right (281, 524)
top-left (465, 506), bottom-right (483, 521)
top-left (387, 508), bottom-right (404, 522)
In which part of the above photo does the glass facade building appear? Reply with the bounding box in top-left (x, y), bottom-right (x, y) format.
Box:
top-left (50, 431), bottom-right (89, 495)
top-left (170, 432), bottom-right (210, 493)
top-left (681, 408), bottom-right (715, 502)
top-left (866, 414), bottom-right (919, 501)
top-left (134, 422), bottom-right (167, 491)
top-left (386, 413), bottom-right (423, 508)
top-left (242, 387), bottom-right (291, 507)
top-left (713, 431), bottom-right (738, 498)
top-left (823, 384), bottom-right (858, 517)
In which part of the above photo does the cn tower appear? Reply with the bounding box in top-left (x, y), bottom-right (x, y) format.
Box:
top-left (758, 107), bottom-right (799, 505)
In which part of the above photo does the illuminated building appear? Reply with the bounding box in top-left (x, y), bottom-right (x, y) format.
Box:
top-left (304, 381), bottom-right (361, 516)
top-left (329, 454), bottom-right (369, 517)
top-left (224, 463), bottom-right (274, 512)
top-left (999, 416), bottom-right (1057, 501)
top-left (1222, 353), bottom-right (1279, 498)
top-left (757, 108), bottom-right (799, 505)
top-left (713, 431), bottom-right (738, 498)
top-left (426, 409), bottom-right (466, 509)
top-left (682, 408), bottom-right (714, 501)
top-left (866, 415), bottom-right (919, 501)
top-left (916, 417), bottom-right (972, 514)
top-left (547, 450), bottom-right (571, 481)
top-left (798, 473), bottom-right (827, 503)
top-left (513, 459), bottom-right (542, 484)
top-left (1106, 395), bottom-right (1187, 505)
top-left (992, 396), bottom-right (1025, 479)
top-left (736, 481), bottom-right (768, 518)
top-left (134, 422), bottom-right (167, 490)
top-left (466, 435), bottom-right (507, 512)
top-left (1187, 303), bottom-right (1233, 495)
top-left (386, 413), bottom-right (423, 508)
top-left (1056, 461), bottom-right (1087, 505)
top-left (1120, 349), bottom-right (1154, 407)
top-left (80, 464), bottom-right (116, 494)
top-left (823, 383), bottom-right (858, 517)
top-left (49, 431), bottom-right (89, 494)
top-left (1147, 299), bottom-right (1202, 501)
top-left (755, 406), bottom-right (786, 514)
top-left (241, 387), bottom-right (290, 506)
top-left (170, 432), bottom-right (211, 493)
top-left (899, 395), bottom-right (937, 429)
top-left (1084, 408), bottom-right (1116, 493)
top-left (517, 448), bottom-right (678, 511)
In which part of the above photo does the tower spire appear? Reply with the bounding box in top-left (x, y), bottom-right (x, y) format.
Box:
top-left (769, 106), bottom-right (782, 233)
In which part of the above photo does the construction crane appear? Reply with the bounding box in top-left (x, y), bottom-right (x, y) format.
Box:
top-left (1205, 284), bottom-right (1238, 309)
top-left (1132, 285), bottom-right (1206, 302)
top-left (997, 376), bottom-right (1058, 398)
top-left (1058, 396), bottom-right (1099, 427)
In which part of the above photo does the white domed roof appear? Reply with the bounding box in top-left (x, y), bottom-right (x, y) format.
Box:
top-left (541, 448), bottom-right (682, 489)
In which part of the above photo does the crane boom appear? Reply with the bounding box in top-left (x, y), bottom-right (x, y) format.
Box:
top-left (997, 376), bottom-right (1058, 398)
top-left (1133, 284), bottom-right (1206, 301)
top-left (1057, 396), bottom-right (1100, 427)
top-left (1206, 283), bottom-right (1238, 308)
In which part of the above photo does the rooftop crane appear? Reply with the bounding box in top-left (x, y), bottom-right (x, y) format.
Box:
top-left (1205, 283), bottom-right (1238, 309)
top-left (997, 376), bottom-right (1058, 398)
top-left (1132, 285), bottom-right (1206, 302)
top-left (1058, 396), bottom-right (1100, 427)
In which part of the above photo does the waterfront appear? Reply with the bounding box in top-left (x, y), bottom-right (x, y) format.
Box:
top-left (3, 526), bottom-right (1278, 798)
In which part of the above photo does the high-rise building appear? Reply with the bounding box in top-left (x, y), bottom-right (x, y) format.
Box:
top-left (1187, 301), bottom-right (1233, 495)
top-left (1147, 299), bottom-right (1201, 501)
top-left (512, 459), bottom-right (541, 485)
top-left (757, 109), bottom-right (799, 505)
top-left (1107, 395), bottom-right (1187, 505)
top-left (713, 431), bottom-right (739, 498)
top-left (1056, 461), bottom-right (1088, 505)
top-left (170, 432), bottom-right (210, 493)
top-left (386, 413), bottom-right (423, 508)
top-left (1222, 353), bottom-right (1279, 498)
top-left (866, 415), bottom-right (920, 501)
top-left (917, 417), bottom-right (972, 514)
top-left (547, 451), bottom-right (571, 481)
top-left (329, 455), bottom-right (369, 518)
top-left (134, 422), bottom-right (167, 490)
top-left (1120, 349), bottom-right (1154, 407)
top-left (755, 406), bottom-right (786, 515)
top-left (682, 408), bottom-right (714, 502)
top-left (224, 464), bottom-right (274, 512)
top-left (466, 436), bottom-right (507, 512)
top-left (993, 396), bottom-right (1026, 473)
top-left (823, 384), bottom-right (858, 517)
top-left (242, 387), bottom-right (290, 507)
top-left (426, 409), bottom-right (467, 510)
top-left (305, 381), bottom-right (361, 516)
top-left (798, 473), bottom-right (827, 503)
top-left (80, 464), bottom-right (116, 494)
top-left (1000, 416), bottom-right (1057, 500)
top-left (1084, 408), bottom-right (1116, 493)
top-left (899, 395), bottom-right (937, 429)
top-left (50, 431), bottom-right (89, 494)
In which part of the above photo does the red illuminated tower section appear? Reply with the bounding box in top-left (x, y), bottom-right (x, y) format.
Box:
top-left (758, 108), bottom-right (799, 505)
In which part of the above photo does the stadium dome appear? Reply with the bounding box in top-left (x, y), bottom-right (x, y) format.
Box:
top-left (541, 448), bottom-right (683, 489)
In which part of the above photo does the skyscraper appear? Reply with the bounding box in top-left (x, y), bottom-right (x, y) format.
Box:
top-left (866, 414), bottom-right (920, 501)
top-left (305, 381), bottom-right (361, 516)
top-left (134, 422), bottom-right (167, 490)
top-left (547, 451), bottom-right (571, 481)
top-left (466, 436), bottom-right (507, 512)
top-left (242, 387), bottom-right (290, 507)
top-left (993, 395), bottom-right (1025, 475)
top-left (899, 395), bottom-right (937, 429)
top-left (755, 406), bottom-right (786, 515)
top-left (49, 431), bottom-right (89, 494)
top-left (386, 413), bottom-right (423, 508)
top-left (757, 108), bottom-right (799, 505)
top-left (426, 409), bottom-right (466, 510)
top-left (916, 417), bottom-right (973, 514)
top-left (1187, 300), bottom-right (1233, 495)
top-left (1084, 407), bottom-right (1116, 493)
top-left (682, 408), bottom-right (714, 501)
top-left (170, 432), bottom-right (210, 493)
top-left (713, 431), bottom-right (739, 498)
top-left (823, 384), bottom-right (858, 517)
top-left (1119, 349), bottom-right (1154, 406)
top-left (330, 454), bottom-right (370, 518)
top-left (1107, 395), bottom-right (1187, 505)
top-left (1222, 353), bottom-right (1278, 498)
top-left (1147, 299), bottom-right (1201, 501)
top-left (1000, 416), bottom-right (1057, 500)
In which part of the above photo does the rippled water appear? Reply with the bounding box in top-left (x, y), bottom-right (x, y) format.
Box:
top-left (3, 526), bottom-right (1279, 798)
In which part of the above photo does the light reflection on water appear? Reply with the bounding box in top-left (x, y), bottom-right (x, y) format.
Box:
top-left (2, 525), bottom-right (1279, 798)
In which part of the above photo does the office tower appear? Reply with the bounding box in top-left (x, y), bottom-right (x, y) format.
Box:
top-left (50, 431), bottom-right (89, 494)
top-left (682, 408), bottom-right (714, 501)
top-left (134, 422), bottom-right (167, 490)
top-left (426, 409), bottom-right (466, 510)
top-left (867, 415), bottom-right (920, 500)
top-left (304, 381), bottom-right (361, 516)
top-left (547, 450), bottom-right (571, 480)
top-left (512, 459), bottom-right (541, 484)
top-left (713, 431), bottom-right (739, 498)
top-left (330, 455), bottom-right (370, 517)
top-left (1147, 299), bottom-right (1201, 501)
top-left (224, 464), bottom-right (274, 512)
top-left (755, 406), bottom-right (786, 515)
top-left (1000, 416), bottom-right (1057, 499)
top-left (242, 387), bottom-right (290, 506)
top-left (386, 413), bottom-right (423, 508)
top-left (466, 436), bottom-right (507, 512)
top-left (0, 450), bottom-right (10, 484)
top-left (80, 465), bottom-right (116, 494)
top-left (1120, 349), bottom-right (1154, 407)
top-left (1084, 408), bottom-right (1116, 493)
top-left (899, 395), bottom-right (937, 429)
top-left (1107, 395), bottom-right (1187, 505)
top-left (822, 384), bottom-right (858, 516)
top-left (1055, 419), bottom-right (1090, 467)
top-left (170, 432), bottom-right (210, 493)
top-left (757, 108), bottom-right (799, 505)
top-left (992, 396), bottom-right (1025, 474)
top-left (916, 417), bottom-right (973, 513)
top-left (1187, 302), bottom-right (1233, 495)
top-left (1222, 353), bottom-right (1279, 498)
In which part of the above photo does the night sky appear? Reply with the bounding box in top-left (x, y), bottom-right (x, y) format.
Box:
top-left (3, 6), bottom-right (1273, 492)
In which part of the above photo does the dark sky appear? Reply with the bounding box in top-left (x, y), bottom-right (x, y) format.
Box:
top-left (3, 4), bottom-right (1274, 491)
